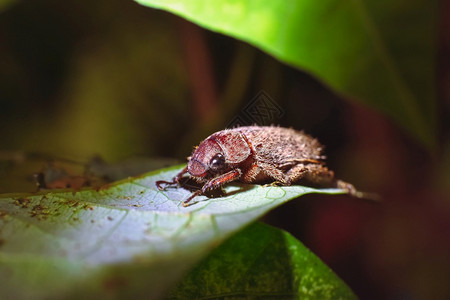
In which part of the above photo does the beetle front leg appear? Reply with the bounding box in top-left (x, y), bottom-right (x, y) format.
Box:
top-left (182, 169), bottom-right (242, 207)
top-left (156, 165), bottom-right (188, 190)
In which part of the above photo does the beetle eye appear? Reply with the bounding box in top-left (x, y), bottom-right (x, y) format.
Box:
top-left (209, 153), bottom-right (225, 171)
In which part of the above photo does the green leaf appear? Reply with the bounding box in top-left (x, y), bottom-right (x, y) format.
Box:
top-left (135, 0), bottom-right (437, 149)
top-left (0, 165), bottom-right (346, 299)
top-left (169, 222), bottom-right (356, 299)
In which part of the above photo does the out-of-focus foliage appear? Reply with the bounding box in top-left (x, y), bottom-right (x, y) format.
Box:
top-left (0, 0), bottom-right (16, 12)
top-left (0, 0), bottom-right (189, 161)
top-left (136, 0), bottom-right (438, 150)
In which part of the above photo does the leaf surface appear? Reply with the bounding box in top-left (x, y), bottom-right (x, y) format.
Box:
top-left (0, 165), bottom-right (347, 299)
top-left (169, 222), bottom-right (356, 299)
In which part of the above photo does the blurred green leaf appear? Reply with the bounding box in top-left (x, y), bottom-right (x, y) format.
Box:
top-left (169, 222), bottom-right (356, 299)
top-left (135, 0), bottom-right (437, 149)
top-left (0, 165), bottom-right (347, 299)
top-left (0, 0), bottom-right (16, 12)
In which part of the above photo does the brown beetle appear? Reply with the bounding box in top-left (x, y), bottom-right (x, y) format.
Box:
top-left (156, 126), bottom-right (364, 206)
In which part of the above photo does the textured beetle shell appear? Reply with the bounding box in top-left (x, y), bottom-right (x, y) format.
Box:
top-left (232, 126), bottom-right (324, 166)
top-left (210, 130), bottom-right (251, 163)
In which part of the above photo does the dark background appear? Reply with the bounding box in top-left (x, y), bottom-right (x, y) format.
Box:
top-left (1, 0), bottom-right (449, 298)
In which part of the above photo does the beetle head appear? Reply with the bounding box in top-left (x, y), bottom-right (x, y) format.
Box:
top-left (188, 138), bottom-right (227, 178)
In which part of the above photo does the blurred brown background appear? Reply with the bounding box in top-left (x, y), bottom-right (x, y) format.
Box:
top-left (1, 0), bottom-right (449, 298)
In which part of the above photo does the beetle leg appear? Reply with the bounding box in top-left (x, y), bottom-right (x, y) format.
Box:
top-left (182, 169), bottom-right (242, 206)
top-left (257, 162), bottom-right (292, 185)
top-left (286, 163), bottom-right (365, 197)
top-left (286, 163), bottom-right (334, 185)
top-left (182, 190), bottom-right (203, 206)
top-left (156, 165), bottom-right (188, 190)
top-left (241, 162), bottom-right (260, 182)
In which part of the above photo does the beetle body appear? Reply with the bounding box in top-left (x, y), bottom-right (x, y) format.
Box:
top-left (156, 126), bottom-right (359, 206)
